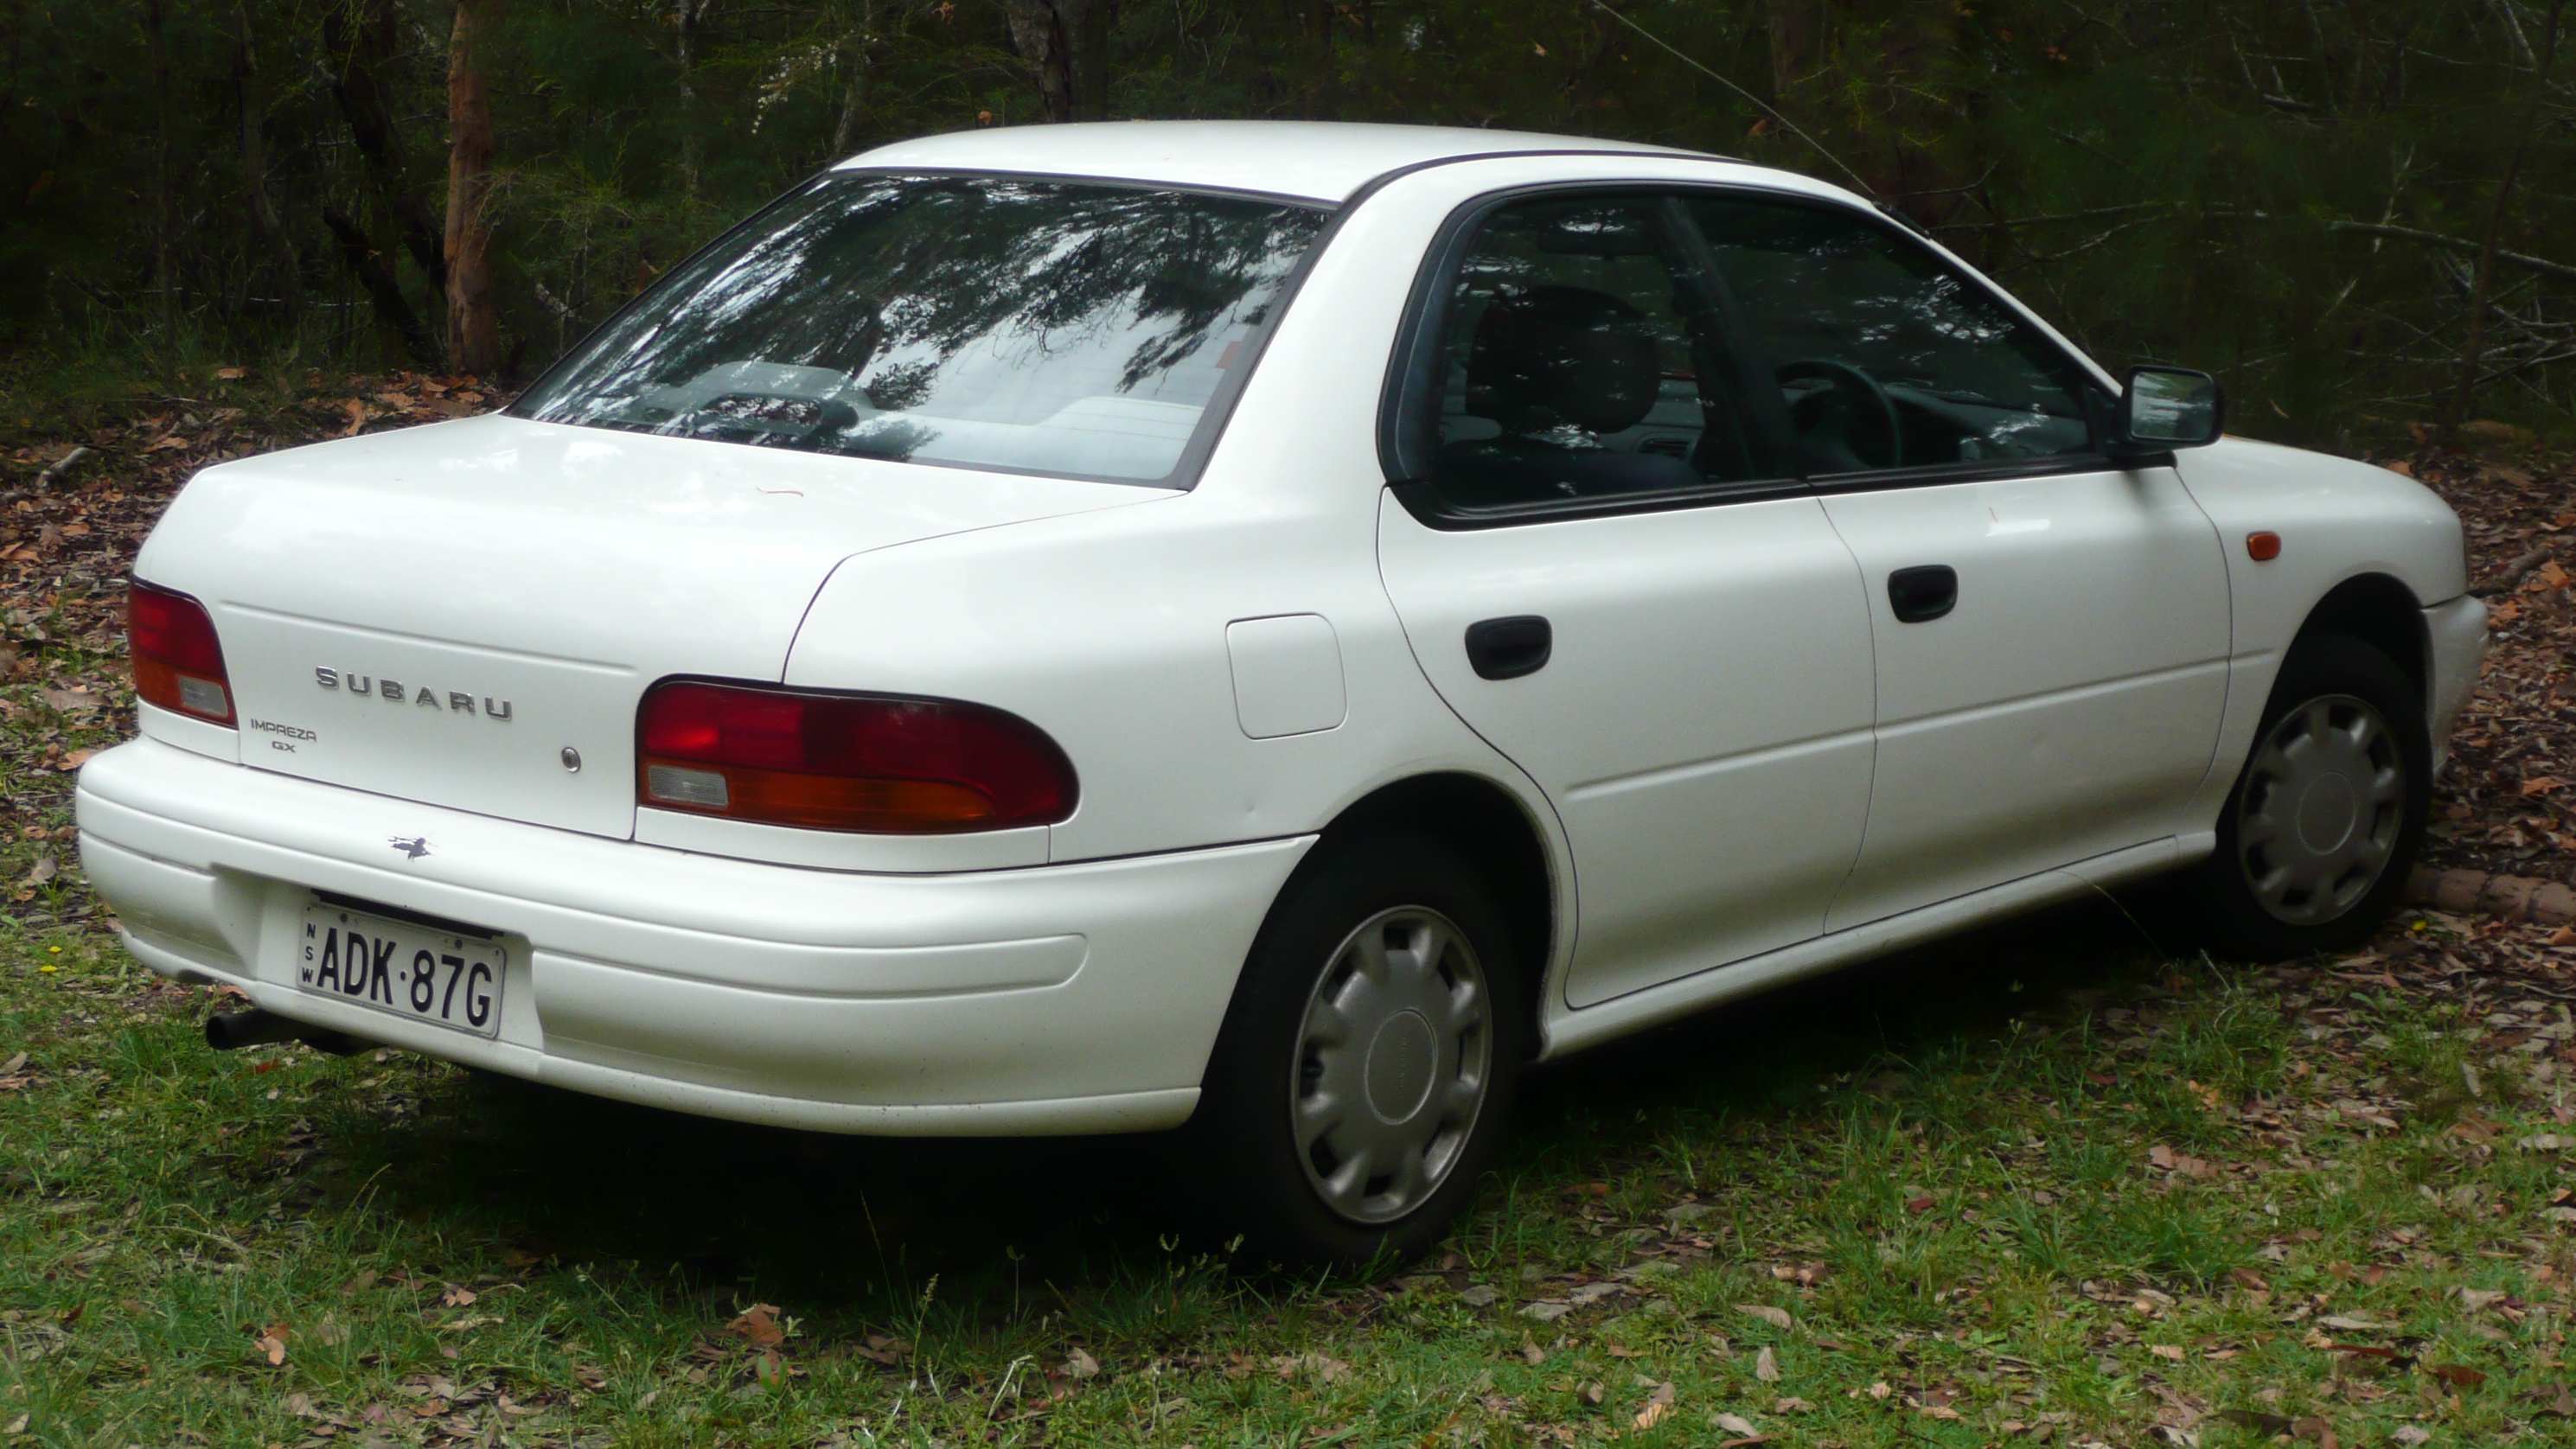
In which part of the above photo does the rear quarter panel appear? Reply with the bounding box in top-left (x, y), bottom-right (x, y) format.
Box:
top-left (781, 171), bottom-right (1559, 871)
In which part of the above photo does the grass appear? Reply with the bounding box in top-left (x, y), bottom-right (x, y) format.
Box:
top-left (8, 726), bottom-right (2576, 1449)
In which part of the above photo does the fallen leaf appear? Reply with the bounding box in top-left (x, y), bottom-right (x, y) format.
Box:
top-left (1774, 1396), bottom-right (1813, 1412)
top-left (1633, 1382), bottom-right (1674, 1430)
top-left (2525, 776), bottom-right (2567, 797)
top-left (2215, 1408), bottom-right (2294, 1435)
top-left (1064, 1346), bottom-right (1099, 1379)
top-left (2151, 1344), bottom-right (2185, 1360)
top-left (57, 748), bottom-right (97, 772)
top-left (215, 365), bottom-right (248, 380)
top-left (440, 1286), bottom-right (478, 1308)
top-left (1578, 1380), bottom-right (1605, 1407)
top-left (1755, 1344), bottom-right (1780, 1382)
top-left (1735, 1304), bottom-right (1793, 1331)
top-left (2, 1416), bottom-right (23, 1436)
top-left (342, 399), bottom-right (368, 437)
top-left (851, 1332), bottom-right (911, 1365)
top-left (0, 1052), bottom-right (23, 1075)
top-left (1904, 1194), bottom-right (1937, 1213)
top-left (1274, 1351), bottom-right (1350, 1384)
top-left (2318, 1314), bottom-right (2393, 1331)
top-left (1460, 1283), bottom-right (1499, 1306)
top-left (1714, 1412), bottom-right (1759, 1435)
top-left (2390, 1427), bottom-right (2431, 1447)
top-left (2425, 1363), bottom-right (2485, 1387)
top-left (254, 1323), bottom-right (289, 1365)
top-left (1520, 1301), bottom-right (1570, 1322)
top-left (724, 1303), bottom-right (783, 1347)
top-left (2148, 1143), bottom-right (2214, 1177)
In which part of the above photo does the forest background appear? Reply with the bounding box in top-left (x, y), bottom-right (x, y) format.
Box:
top-left (1, 0), bottom-right (2573, 451)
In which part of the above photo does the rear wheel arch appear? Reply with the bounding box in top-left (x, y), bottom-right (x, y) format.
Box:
top-left (1310, 772), bottom-right (1557, 1047)
top-left (2291, 573), bottom-right (2428, 706)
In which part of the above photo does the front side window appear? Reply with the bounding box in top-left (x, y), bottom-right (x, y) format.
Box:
top-left (1684, 195), bottom-right (2102, 477)
top-left (513, 175), bottom-right (1327, 485)
top-left (1413, 195), bottom-right (1771, 511)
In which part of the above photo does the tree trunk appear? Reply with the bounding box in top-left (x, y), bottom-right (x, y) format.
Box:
top-left (328, 0), bottom-right (448, 299)
top-left (323, 205), bottom-right (439, 366)
top-left (676, 0), bottom-right (704, 198)
top-left (1765, 0), bottom-right (1823, 106)
top-left (444, 0), bottom-right (502, 376)
top-left (144, 0), bottom-right (176, 378)
top-left (231, 3), bottom-right (300, 327)
top-left (2455, 0), bottom-right (2568, 424)
top-left (830, 0), bottom-right (876, 158)
top-left (1000, 0), bottom-right (1112, 122)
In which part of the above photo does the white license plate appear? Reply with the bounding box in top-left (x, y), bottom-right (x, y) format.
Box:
top-left (297, 900), bottom-right (505, 1037)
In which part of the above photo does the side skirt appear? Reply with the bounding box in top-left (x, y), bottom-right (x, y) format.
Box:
top-left (1537, 833), bottom-right (2212, 1060)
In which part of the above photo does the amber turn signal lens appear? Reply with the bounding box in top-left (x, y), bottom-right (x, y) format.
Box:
top-left (636, 680), bottom-right (1077, 834)
top-left (129, 579), bottom-right (235, 726)
top-left (2246, 531), bottom-right (2282, 562)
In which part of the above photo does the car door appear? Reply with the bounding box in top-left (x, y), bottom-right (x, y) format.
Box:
top-left (1680, 194), bottom-right (2232, 928)
top-left (1374, 191), bottom-right (1878, 1009)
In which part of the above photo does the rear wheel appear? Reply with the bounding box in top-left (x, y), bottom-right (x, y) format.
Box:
top-left (2186, 635), bottom-right (2428, 957)
top-left (1192, 831), bottom-right (1525, 1268)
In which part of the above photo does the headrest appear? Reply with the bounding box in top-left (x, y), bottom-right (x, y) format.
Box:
top-left (1463, 284), bottom-right (1662, 437)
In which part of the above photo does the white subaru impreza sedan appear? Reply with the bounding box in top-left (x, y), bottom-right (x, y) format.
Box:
top-left (79, 122), bottom-right (2482, 1263)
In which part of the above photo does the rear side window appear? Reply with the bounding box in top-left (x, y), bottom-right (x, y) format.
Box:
top-left (514, 175), bottom-right (1327, 486)
top-left (1684, 195), bottom-right (2101, 476)
top-left (1409, 195), bottom-right (1772, 512)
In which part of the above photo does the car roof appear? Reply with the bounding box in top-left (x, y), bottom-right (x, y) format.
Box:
top-left (834, 120), bottom-right (1724, 204)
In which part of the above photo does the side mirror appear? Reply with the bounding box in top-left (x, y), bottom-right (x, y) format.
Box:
top-left (2113, 366), bottom-right (2224, 452)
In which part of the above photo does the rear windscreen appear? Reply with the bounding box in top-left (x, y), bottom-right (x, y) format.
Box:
top-left (512, 174), bottom-right (1328, 486)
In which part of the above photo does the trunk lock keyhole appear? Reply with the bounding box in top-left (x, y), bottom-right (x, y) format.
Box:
top-left (560, 747), bottom-right (582, 774)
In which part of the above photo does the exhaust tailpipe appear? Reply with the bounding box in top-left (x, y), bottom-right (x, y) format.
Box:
top-left (204, 1009), bottom-right (367, 1056)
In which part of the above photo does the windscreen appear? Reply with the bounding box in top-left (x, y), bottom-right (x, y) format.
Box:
top-left (512, 175), bottom-right (1329, 485)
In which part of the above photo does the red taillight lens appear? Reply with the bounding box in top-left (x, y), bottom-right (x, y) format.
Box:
top-left (129, 579), bottom-right (235, 726)
top-left (636, 680), bottom-right (1077, 833)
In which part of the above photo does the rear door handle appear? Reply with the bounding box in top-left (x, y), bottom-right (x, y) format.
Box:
top-left (1887, 565), bottom-right (1958, 623)
top-left (1465, 616), bottom-right (1552, 680)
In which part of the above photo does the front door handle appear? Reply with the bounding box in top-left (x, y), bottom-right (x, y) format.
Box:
top-left (1465, 615), bottom-right (1552, 680)
top-left (1887, 565), bottom-right (1958, 622)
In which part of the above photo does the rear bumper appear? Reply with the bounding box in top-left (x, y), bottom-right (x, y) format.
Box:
top-left (2425, 593), bottom-right (2488, 773)
top-left (76, 737), bottom-right (1309, 1135)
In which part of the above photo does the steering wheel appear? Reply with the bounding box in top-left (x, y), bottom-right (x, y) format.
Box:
top-left (1775, 358), bottom-right (1903, 472)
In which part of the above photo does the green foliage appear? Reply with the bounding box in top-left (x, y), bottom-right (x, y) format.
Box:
top-left (1, 1), bottom-right (2571, 442)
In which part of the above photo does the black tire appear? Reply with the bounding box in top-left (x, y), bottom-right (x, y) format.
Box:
top-left (2184, 634), bottom-right (2430, 958)
top-left (1190, 829), bottom-right (1528, 1269)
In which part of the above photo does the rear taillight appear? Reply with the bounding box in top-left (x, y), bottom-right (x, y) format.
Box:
top-left (129, 580), bottom-right (235, 726)
top-left (636, 680), bottom-right (1077, 834)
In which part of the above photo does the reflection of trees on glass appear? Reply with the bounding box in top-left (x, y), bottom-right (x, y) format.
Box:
top-left (514, 176), bottom-right (1326, 483)
top-left (1685, 197), bottom-right (2098, 469)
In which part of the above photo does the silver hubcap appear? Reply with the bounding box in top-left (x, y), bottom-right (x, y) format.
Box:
top-left (2236, 693), bottom-right (2407, 925)
top-left (1291, 906), bottom-right (1493, 1225)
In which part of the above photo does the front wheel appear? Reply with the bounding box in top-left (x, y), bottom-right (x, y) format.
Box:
top-left (1191, 831), bottom-right (1526, 1268)
top-left (2184, 634), bottom-right (2429, 958)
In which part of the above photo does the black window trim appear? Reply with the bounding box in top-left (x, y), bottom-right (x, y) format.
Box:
top-left (1377, 178), bottom-right (2157, 532)
top-left (509, 167), bottom-right (1342, 494)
